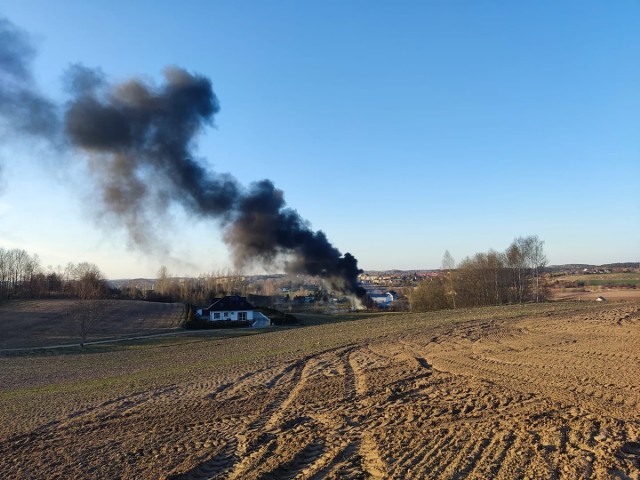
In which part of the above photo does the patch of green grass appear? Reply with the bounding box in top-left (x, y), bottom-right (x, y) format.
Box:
top-left (554, 272), bottom-right (640, 284)
top-left (1, 344), bottom-right (123, 358)
top-left (583, 279), bottom-right (639, 286)
top-left (0, 329), bottom-right (264, 358)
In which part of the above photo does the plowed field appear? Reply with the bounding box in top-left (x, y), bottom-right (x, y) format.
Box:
top-left (1, 302), bottom-right (639, 479)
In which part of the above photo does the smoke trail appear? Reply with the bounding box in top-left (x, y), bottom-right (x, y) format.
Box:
top-left (0, 17), bottom-right (60, 186)
top-left (0, 17), bottom-right (58, 139)
top-left (64, 66), bottom-right (362, 293)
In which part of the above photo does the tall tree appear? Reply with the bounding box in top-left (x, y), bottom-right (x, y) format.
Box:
top-left (527, 235), bottom-right (548, 302)
top-left (441, 250), bottom-right (457, 308)
top-left (505, 235), bottom-right (548, 303)
top-left (155, 265), bottom-right (171, 296)
top-left (0, 247), bottom-right (41, 298)
top-left (506, 238), bottom-right (528, 303)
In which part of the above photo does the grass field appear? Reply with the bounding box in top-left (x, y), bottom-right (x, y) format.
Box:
top-left (553, 272), bottom-right (640, 287)
top-left (1, 299), bottom-right (639, 478)
top-left (0, 299), bottom-right (185, 349)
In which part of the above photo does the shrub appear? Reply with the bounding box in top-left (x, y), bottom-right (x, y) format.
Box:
top-left (409, 278), bottom-right (449, 312)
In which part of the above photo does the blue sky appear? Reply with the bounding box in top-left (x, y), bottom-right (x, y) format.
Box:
top-left (0, 1), bottom-right (638, 278)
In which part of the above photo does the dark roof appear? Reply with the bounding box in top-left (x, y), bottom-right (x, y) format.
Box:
top-left (208, 295), bottom-right (255, 311)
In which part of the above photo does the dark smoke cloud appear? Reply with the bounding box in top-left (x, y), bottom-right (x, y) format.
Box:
top-left (0, 17), bottom-right (58, 139)
top-left (0, 16), bottom-right (362, 293)
top-left (64, 65), bottom-right (240, 247)
top-left (225, 180), bottom-right (362, 292)
top-left (64, 66), bottom-right (362, 293)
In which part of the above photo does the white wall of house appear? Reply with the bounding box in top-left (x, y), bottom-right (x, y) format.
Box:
top-left (370, 295), bottom-right (389, 305)
top-left (370, 291), bottom-right (398, 306)
top-left (210, 310), bottom-right (255, 321)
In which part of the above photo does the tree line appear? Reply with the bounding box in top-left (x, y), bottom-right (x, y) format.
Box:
top-left (0, 248), bottom-right (41, 298)
top-left (0, 247), bottom-right (251, 307)
top-left (4, 235), bottom-right (549, 314)
top-left (0, 247), bottom-right (110, 300)
top-left (121, 266), bottom-right (251, 305)
top-left (410, 235), bottom-right (548, 312)
top-left (0, 248), bottom-right (113, 347)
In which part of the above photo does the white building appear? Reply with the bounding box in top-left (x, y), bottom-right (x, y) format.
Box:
top-left (369, 291), bottom-right (398, 307)
top-left (198, 295), bottom-right (256, 322)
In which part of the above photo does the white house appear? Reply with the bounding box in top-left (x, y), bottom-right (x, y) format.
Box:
top-left (198, 295), bottom-right (256, 322)
top-left (369, 290), bottom-right (398, 307)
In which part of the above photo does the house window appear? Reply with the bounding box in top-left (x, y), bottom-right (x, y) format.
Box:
top-left (213, 312), bottom-right (221, 320)
top-left (238, 311), bottom-right (247, 321)
top-left (224, 312), bottom-right (229, 318)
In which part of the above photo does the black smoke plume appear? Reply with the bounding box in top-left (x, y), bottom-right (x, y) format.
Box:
top-left (64, 65), bottom-right (240, 247)
top-left (0, 16), bottom-right (362, 293)
top-left (0, 17), bottom-right (60, 183)
top-left (225, 179), bottom-right (362, 293)
top-left (63, 66), bottom-right (362, 293)
top-left (0, 17), bottom-right (58, 137)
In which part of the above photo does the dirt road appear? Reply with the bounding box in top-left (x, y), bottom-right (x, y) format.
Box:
top-left (1, 303), bottom-right (639, 479)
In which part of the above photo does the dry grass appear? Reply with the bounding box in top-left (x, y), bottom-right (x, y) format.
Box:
top-left (550, 287), bottom-right (640, 302)
top-left (1, 300), bottom-right (639, 479)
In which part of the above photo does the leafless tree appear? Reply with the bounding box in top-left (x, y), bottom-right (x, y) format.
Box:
top-left (409, 277), bottom-right (449, 312)
top-left (506, 238), bottom-right (529, 303)
top-left (67, 262), bottom-right (107, 348)
top-left (0, 247), bottom-right (41, 298)
top-left (441, 235), bottom-right (547, 308)
top-left (503, 235), bottom-right (549, 303)
top-left (201, 269), bottom-right (248, 298)
top-left (527, 235), bottom-right (548, 302)
top-left (441, 250), bottom-right (457, 308)
top-left (155, 265), bottom-right (172, 296)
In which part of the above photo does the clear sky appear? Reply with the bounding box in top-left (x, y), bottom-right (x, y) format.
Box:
top-left (0, 1), bottom-right (638, 279)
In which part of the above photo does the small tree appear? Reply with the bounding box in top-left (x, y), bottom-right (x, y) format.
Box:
top-left (181, 303), bottom-right (196, 328)
top-left (68, 262), bottom-right (107, 348)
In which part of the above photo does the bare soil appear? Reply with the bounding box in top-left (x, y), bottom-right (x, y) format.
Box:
top-left (0, 301), bottom-right (639, 479)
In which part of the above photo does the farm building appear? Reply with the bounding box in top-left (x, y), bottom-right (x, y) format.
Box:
top-left (369, 290), bottom-right (398, 307)
top-left (197, 295), bottom-right (256, 322)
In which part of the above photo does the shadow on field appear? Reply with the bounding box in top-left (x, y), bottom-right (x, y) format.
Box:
top-left (0, 330), bottom-right (264, 358)
top-left (0, 299), bottom-right (185, 349)
top-left (295, 312), bottom-right (395, 327)
top-left (0, 344), bottom-right (125, 358)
